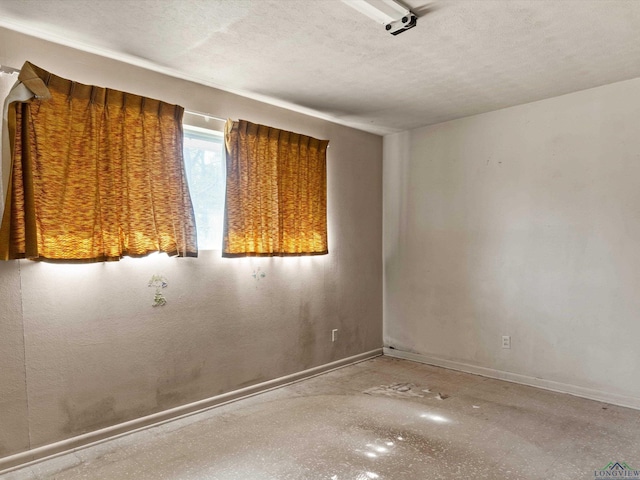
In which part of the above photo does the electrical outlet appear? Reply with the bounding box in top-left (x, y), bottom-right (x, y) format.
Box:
top-left (502, 335), bottom-right (511, 349)
top-left (332, 329), bottom-right (338, 342)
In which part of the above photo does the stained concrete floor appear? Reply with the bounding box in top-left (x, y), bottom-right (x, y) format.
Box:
top-left (1, 356), bottom-right (639, 480)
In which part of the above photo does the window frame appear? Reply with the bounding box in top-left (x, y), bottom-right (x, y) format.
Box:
top-left (182, 124), bottom-right (226, 252)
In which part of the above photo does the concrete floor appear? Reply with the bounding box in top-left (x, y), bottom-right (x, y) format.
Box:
top-left (1, 356), bottom-right (639, 479)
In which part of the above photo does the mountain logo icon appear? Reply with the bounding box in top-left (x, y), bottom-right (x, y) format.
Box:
top-left (604, 462), bottom-right (632, 471)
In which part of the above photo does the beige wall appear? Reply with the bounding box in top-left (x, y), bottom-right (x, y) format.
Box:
top-left (0, 28), bottom-right (382, 457)
top-left (384, 77), bottom-right (640, 405)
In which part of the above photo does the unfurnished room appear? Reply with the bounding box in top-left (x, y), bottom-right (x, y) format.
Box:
top-left (0, 1), bottom-right (639, 479)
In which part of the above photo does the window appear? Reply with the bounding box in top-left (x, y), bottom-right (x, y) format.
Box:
top-left (1, 61), bottom-right (197, 262)
top-left (222, 119), bottom-right (328, 257)
top-left (183, 125), bottom-right (225, 251)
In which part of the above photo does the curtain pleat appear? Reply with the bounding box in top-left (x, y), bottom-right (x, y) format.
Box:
top-left (0, 62), bottom-right (197, 262)
top-left (223, 119), bottom-right (328, 257)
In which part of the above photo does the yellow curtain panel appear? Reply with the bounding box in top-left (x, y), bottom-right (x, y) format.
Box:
top-left (0, 62), bottom-right (197, 262)
top-left (223, 119), bottom-right (329, 257)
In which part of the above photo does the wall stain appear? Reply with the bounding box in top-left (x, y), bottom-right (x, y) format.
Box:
top-left (60, 397), bottom-right (151, 437)
top-left (236, 375), bottom-right (267, 390)
top-left (348, 323), bottom-right (362, 351)
top-left (298, 302), bottom-right (316, 369)
top-left (156, 364), bottom-right (203, 409)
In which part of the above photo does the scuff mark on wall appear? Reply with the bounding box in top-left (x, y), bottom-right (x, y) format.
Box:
top-left (156, 365), bottom-right (204, 409)
top-left (298, 302), bottom-right (316, 369)
top-left (61, 397), bottom-right (116, 435)
top-left (59, 396), bottom-right (151, 441)
top-left (235, 375), bottom-right (268, 390)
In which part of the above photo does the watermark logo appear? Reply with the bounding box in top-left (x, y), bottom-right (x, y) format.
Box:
top-left (594, 462), bottom-right (640, 478)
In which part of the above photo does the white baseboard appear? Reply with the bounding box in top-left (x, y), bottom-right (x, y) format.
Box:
top-left (383, 347), bottom-right (640, 411)
top-left (0, 349), bottom-right (382, 474)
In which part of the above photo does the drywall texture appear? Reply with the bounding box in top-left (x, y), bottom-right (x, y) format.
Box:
top-left (384, 77), bottom-right (640, 402)
top-left (0, 28), bottom-right (382, 457)
top-left (0, 261), bottom-right (29, 457)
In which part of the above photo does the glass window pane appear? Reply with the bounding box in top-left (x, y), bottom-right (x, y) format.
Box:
top-left (183, 126), bottom-right (225, 251)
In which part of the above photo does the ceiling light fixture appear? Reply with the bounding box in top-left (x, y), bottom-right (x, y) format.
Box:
top-left (342, 0), bottom-right (417, 35)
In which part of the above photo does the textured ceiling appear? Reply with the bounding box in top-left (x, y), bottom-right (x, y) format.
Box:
top-left (1, 0), bottom-right (640, 135)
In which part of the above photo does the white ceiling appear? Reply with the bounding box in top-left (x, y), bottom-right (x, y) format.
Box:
top-left (1, 0), bottom-right (640, 135)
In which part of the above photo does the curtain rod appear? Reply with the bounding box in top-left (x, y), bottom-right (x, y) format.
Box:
top-left (184, 109), bottom-right (227, 123)
top-left (2, 64), bottom-right (227, 122)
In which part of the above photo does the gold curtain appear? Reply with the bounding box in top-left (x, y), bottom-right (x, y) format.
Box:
top-left (223, 119), bottom-right (329, 257)
top-left (0, 62), bottom-right (197, 262)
